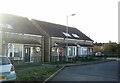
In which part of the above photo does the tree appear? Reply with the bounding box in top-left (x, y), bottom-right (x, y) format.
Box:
top-left (103, 43), bottom-right (118, 57)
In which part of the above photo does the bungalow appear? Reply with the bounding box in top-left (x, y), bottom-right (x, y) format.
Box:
top-left (31, 19), bottom-right (94, 62)
top-left (0, 13), bottom-right (44, 64)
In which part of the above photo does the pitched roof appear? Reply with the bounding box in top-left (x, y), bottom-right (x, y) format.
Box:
top-left (32, 19), bottom-right (93, 41)
top-left (0, 13), bottom-right (42, 35)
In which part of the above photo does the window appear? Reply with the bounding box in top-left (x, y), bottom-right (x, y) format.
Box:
top-left (0, 23), bottom-right (13, 29)
top-left (67, 47), bottom-right (76, 56)
top-left (68, 47), bottom-right (73, 56)
top-left (62, 32), bottom-right (71, 37)
top-left (8, 43), bottom-right (12, 57)
top-left (72, 34), bottom-right (80, 38)
top-left (82, 47), bottom-right (87, 55)
top-left (78, 47), bottom-right (82, 56)
top-left (14, 44), bottom-right (22, 57)
top-left (78, 47), bottom-right (87, 56)
top-left (8, 43), bottom-right (23, 58)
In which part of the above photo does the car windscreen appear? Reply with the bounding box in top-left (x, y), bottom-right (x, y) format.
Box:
top-left (0, 57), bottom-right (11, 65)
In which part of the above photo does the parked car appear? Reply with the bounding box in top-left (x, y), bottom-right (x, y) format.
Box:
top-left (95, 52), bottom-right (104, 56)
top-left (0, 55), bottom-right (16, 82)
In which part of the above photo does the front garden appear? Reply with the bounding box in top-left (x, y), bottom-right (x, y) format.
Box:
top-left (14, 63), bottom-right (61, 82)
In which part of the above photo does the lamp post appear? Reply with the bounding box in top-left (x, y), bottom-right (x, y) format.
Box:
top-left (66, 14), bottom-right (75, 62)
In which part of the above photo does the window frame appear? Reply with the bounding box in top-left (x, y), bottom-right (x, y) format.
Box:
top-left (67, 46), bottom-right (77, 57)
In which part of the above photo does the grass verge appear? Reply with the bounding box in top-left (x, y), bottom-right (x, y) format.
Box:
top-left (15, 64), bottom-right (60, 82)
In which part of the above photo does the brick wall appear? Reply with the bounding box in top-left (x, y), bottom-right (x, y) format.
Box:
top-left (31, 20), bottom-right (50, 62)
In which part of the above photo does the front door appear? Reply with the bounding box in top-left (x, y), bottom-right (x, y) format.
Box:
top-left (24, 47), bottom-right (30, 62)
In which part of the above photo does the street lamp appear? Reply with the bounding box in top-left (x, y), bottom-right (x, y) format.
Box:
top-left (66, 14), bottom-right (75, 62)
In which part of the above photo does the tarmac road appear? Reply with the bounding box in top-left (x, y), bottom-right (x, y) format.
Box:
top-left (50, 61), bottom-right (119, 82)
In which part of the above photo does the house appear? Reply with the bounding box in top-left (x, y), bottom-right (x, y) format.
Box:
top-left (94, 42), bottom-right (104, 53)
top-left (0, 13), bottom-right (44, 64)
top-left (31, 19), bottom-right (94, 62)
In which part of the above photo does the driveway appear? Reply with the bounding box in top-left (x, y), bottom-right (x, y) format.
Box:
top-left (50, 61), bottom-right (119, 82)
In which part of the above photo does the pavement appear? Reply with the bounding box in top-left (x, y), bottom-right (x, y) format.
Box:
top-left (42, 59), bottom-right (116, 67)
top-left (42, 59), bottom-right (117, 83)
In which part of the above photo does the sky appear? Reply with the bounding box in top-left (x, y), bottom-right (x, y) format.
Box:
top-left (0, 0), bottom-right (119, 43)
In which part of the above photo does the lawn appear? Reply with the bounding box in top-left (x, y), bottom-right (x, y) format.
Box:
top-left (14, 63), bottom-right (61, 82)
